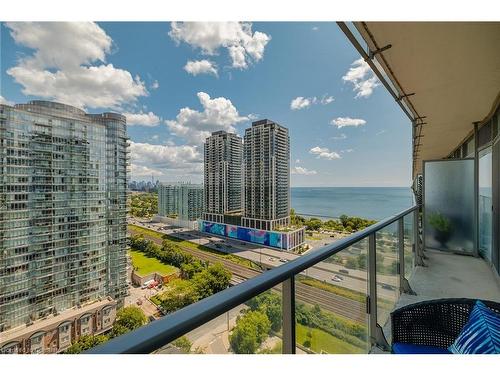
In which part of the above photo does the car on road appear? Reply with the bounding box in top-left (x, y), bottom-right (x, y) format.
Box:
top-left (268, 257), bottom-right (276, 262)
top-left (339, 269), bottom-right (349, 275)
top-left (279, 258), bottom-right (288, 263)
top-left (381, 283), bottom-right (396, 291)
top-left (332, 275), bottom-right (343, 282)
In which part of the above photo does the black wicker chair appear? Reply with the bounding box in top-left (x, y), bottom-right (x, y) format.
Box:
top-left (391, 298), bottom-right (500, 353)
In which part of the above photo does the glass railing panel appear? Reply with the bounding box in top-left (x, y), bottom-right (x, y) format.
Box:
top-left (375, 222), bottom-right (399, 328)
top-left (294, 239), bottom-right (370, 354)
top-left (403, 213), bottom-right (414, 279)
top-left (154, 287), bottom-right (283, 354)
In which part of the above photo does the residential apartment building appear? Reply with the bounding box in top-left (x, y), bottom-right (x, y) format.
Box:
top-left (242, 119), bottom-right (291, 230)
top-left (0, 100), bottom-right (128, 353)
top-left (157, 184), bottom-right (179, 217)
top-left (203, 130), bottom-right (243, 223)
top-left (158, 183), bottom-right (204, 222)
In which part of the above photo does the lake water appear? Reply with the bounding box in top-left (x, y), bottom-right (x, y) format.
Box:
top-left (291, 187), bottom-right (414, 221)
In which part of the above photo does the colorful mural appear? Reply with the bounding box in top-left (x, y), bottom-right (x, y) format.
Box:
top-left (199, 221), bottom-right (284, 249)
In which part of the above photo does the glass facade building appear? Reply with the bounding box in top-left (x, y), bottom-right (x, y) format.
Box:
top-left (158, 183), bottom-right (203, 222)
top-left (0, 101), bottom-right (128, 333)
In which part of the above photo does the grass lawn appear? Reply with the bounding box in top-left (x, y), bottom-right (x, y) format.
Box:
top-left (128, 224), bottom-right (262, 271)
top-left (129, 249), bottom-right (178, 277)
top-left (296, 324), bottom-right (365, 354)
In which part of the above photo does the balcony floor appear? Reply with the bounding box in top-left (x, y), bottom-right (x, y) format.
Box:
top-left (402, 248), bottom-right (500, 304)
top-left (380, 249), bottom-right (500, 349)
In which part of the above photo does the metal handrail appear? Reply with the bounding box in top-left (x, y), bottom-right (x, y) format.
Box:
top-left (86, 205), bottom-right (418, 354)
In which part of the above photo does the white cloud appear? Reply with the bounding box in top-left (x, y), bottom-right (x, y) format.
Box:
top-left (290, 96), bottom-right (315, 110)
top-left (341, 149), bottom-right (354, 153)
top-left (320, 95), bottom-right (335, 105)
top-left (331, 133), bottom-right (347, 140)
top-left (184, 59), bottom-right (218, 77)
top-left (129, 141), bottom-right (202, 174)
top-left (342, 58), bottom-right (380, 98)
top-left (165, 92), bottom-right (247, 145)
top-left (309, 146), bottom-right (341, 160)
top-left (151, 135), bottom-right (159, 140)
top-left (130, 163), bottom-right (164, 177)
top-left (295, 159), bottom-right (301, 164)
top-left (0, 95), bottom-right (14, 106)
top-left (150, 80), bottom-right (160, 90)
top-left (5, 22), bottom-right (147, 109)
top-left (312, 26), bottom-right (319, 31)
top-left (290, 94), bottom-right (334, 110)
top-left (291, 166), bottom-right (317, 175)
top-left (331, 117), bottom-right (366, 128)
top-left (376, 129), bottom-right (387, 136)
top-left (169, 22), bottom-right (270, 70)
top-left (124, 111), bottom-right (161, 127)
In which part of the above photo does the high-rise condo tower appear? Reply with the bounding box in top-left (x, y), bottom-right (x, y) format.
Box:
top-left (242, 119), bottom-right (290, 230)
top-left (203, 131), bottom-right (243, 223)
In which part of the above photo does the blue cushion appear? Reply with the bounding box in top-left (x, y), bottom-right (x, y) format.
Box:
top-left (392, 342), bottom-right (450, 354)
top-left (448, 300), bottom-right (500, 354)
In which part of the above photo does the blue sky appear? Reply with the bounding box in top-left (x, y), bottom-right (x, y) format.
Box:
top-left (0, 22), bottom-right (411, 186)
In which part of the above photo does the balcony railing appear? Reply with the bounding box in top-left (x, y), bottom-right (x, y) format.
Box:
top-left (87, 205), bottom-right (418, 354)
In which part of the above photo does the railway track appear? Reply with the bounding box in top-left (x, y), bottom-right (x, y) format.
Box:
top-left (129, 228), bottom-right (367, 324)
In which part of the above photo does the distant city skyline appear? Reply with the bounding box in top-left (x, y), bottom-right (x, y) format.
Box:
top-left (0, 22), bottom-right (412, 187)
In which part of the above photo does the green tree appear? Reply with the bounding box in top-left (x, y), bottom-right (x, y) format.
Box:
top-left (191, 263), bottom-right (231, 299)
top-left (290, 208), bottom-right (306, 226)
top-left (305, 218), bottom-right (322, 231)
top-left (110, 306), bottom-right (147, 337)
top-left (180, 260), bottom-right (205, 279)
top-left (357, 253), bottom-right (367, 269)
top-left (130, 193), bottom-right (158, 218)
top-left (389, 260), bottom-right (398, 274)
top-left (345, 257), bottom-right (358, 270)
top-left (230, 310), bottom-right (271, 354)
top-left (65, 335), bottom-right (109, 354)
top-left (247, 291), bottom-right (282, 332)
top-left (160, 280), bottom-right (200, 314)
top-left (376, 253), bottom-right (385, 272)
top-left (172, 336), bottom-right (192, 353)
top-left (339, 215), bottom-right (349, 227)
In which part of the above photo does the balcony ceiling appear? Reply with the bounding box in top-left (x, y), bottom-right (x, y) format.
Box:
top-left (354, 22), bottom-right (500, 175)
